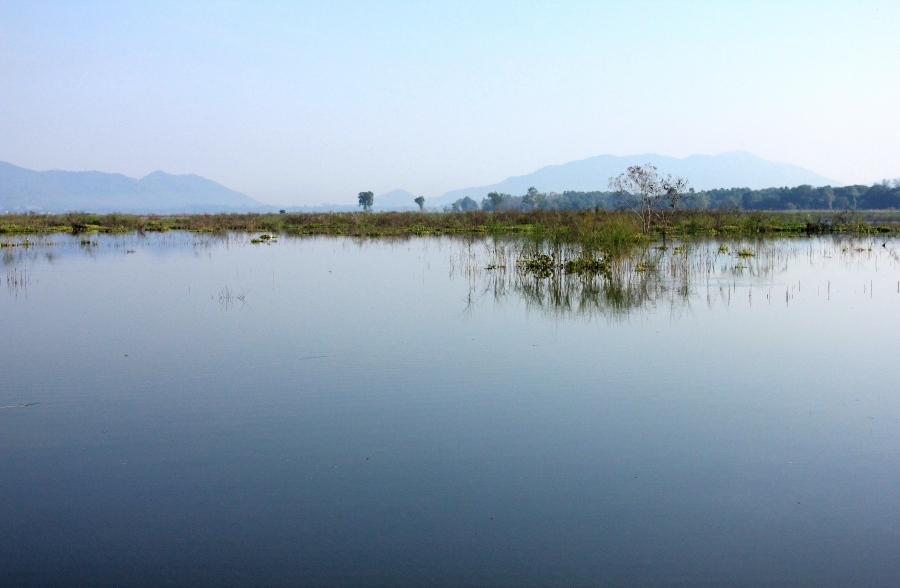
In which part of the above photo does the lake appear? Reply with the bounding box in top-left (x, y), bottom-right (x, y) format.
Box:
top-left (2, 232), bottom-right (899, 586)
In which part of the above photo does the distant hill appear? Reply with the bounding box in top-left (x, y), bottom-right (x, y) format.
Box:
top-left (0, 161), bottom-right (263, 213)
top-left (372, 189), bottom-right (422, 211)
top-left (431, 151), bottom-right (838, 208)
top-left (1, 152), bottom-right (846, 214)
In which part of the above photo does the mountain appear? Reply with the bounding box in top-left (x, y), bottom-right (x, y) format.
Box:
top-left (0, 161), bottom-right (263, 213)
top-left (372, 189), bottom-right (421, 211)
top-left (1, 152), bottom-right (842, 213)
top-left (432, 151), bottom-right (838, 208)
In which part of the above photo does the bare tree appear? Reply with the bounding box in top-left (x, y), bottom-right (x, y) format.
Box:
top-left (609, 164), bottom-right (689, 234)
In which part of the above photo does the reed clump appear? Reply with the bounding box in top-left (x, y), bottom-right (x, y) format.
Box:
top-left (518, 250), bottom-right (609, 278)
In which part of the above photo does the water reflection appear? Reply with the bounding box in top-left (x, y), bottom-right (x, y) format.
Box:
top-left (453, 236), bottom-right (900, 318)
top-left (1, 231), bottom-right (247, 268)
top-left (2, 231), bottom-right (899, 586)
top-left (217, 285), bottom-right (248, 311)
top-left (4, 232), bottom-right (899, 314)
top-left (5, 266), bottom-right (28, 297)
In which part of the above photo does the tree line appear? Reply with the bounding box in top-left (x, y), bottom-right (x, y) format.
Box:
top-left (449, 179), bottom-right (900, 212)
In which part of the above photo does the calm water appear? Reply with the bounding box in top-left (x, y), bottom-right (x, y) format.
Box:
top-left (2, 233), bottom-right (899, 586)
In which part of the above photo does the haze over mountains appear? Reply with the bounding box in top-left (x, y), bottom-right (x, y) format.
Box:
top-left (0, 152), bottom-right (839, 213)
top-left (0, 161), bottom-right (261, 213)
top-left (426, 151), bottom-right (837, 209)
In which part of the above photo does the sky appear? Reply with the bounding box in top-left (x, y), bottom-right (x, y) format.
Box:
top-left (1, 1), bottom-right (898, 205)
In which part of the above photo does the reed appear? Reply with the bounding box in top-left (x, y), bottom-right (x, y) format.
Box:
top-left (1, 210), bottom-right (896, 256)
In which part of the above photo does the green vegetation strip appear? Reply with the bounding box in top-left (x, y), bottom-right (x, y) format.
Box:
top-left (1, 210), bottom-right (895, 252)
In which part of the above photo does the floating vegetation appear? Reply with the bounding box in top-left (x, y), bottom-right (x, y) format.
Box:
top-left (250, 233), bottom-right (277, 244)
top-left (718, 244), bottom-right (730, 253)
top-left (79, 238), bottom-right (98, 246)
top-left (519, 253), bottom-right (556, 278)
top-left (563, 255), bottom-right (608, 275)
top-left (0, 238), bottom-right (31, 248)
top-left (737, 248), bottom-right (755, 257)
top-left (517, 252), bottom-right (608, 278)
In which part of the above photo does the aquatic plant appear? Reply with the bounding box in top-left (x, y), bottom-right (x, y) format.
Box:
top-left (563, 255), bottom-right (608, 275)
top-left (251, 233), bottom-right (277, 244)
top-left (519, 253), bottom-right (556, 279)
top-left (458, 235), bottom-right (874, 320)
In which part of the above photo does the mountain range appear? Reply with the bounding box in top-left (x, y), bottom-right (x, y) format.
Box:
top-left (424, 151), bottom-right (837, 209)
top-left (1, 152), bottom-right (840, 213)
top-left (0, 161), bottom-right (262, 213)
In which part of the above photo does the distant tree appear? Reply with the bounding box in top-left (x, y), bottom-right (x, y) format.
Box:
top-left (609, 164), bottom-right (689, 233)
top-left (414, 195), bottom-right (425, 211)
top-left (358, 191), bottom-right (374, 211)
top-left (522, 186), bottom-right (545, 210)
top-left (846, 186), bottom-right (860, 210)
top-left (451, 196), bottom-right (479, 211)
top-left (482, 191), bottom-right (507, 211)
top-left (555, 190), bottom-right (612, 210)
top-left (821, 186), bottom-right (835, 210)
top-left (689, 190), bottom-right (710, 210)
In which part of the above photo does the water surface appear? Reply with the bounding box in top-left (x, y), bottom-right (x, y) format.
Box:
top-left (2, 233), bottom-right (899, 586)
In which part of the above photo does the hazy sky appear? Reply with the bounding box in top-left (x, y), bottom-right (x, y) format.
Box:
top-left (1, 1), bottom-right (898, 205)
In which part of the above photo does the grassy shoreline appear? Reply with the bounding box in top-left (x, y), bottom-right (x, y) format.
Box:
top-left (2, 210), bottom-right (896, 252)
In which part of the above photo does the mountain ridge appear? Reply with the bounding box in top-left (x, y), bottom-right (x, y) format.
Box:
top-left (0, 161), bottom-right (263, 213)
top-left (429, 151), bottom-right (838, 208)
top-left (1, 151), bottom-right (843, 213)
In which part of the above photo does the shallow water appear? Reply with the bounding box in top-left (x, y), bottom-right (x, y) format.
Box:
top-left (2, 233), bottom-right (899, 586)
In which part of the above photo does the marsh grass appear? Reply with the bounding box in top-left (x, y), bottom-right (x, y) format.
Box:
top-left (451, 234), bottom-right (894, 319)
top-left (2, 209), bottom-right (895, 256)
top-left (6, 266), bottom-right (28, 296)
